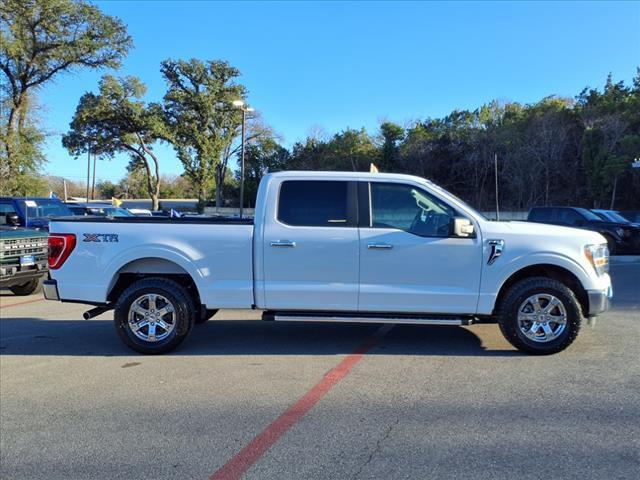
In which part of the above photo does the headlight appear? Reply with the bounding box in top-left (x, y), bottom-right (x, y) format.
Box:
top-left (584, 244), bottom-right (609, 276)
top-left (615, 227), bottom-right (631, 238)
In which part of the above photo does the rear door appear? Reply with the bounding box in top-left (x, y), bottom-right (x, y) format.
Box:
top-left (262, 179), bottom-right (360, 311)
top-left (357, 181), bottom-right (483, 314)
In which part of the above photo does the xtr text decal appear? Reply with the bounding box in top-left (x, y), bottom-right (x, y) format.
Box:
top-left (83, 233), bottom-right (119, 243)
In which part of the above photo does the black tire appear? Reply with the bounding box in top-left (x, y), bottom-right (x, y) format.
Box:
top-left (498, 277), bottom-right (582, 355)
top-left (195, 308), bottom-right (219, 324)
top-left (601, 234), bottom-right (616, 255)
top-left (114, 277), bottom-right (196, 354)
top-left (9, 279), bottom-right (40, 296)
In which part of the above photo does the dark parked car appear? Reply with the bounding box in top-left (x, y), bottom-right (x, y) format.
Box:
top-left (528, 206), bottom-right (640, 255)
top-left (0, 225), bottom-right (48, 295)
top-left (592, 209), bottom-right (640, 227)
top-left (619, 211), bottom-right (640, 224)
top-left (0, 197), bottom-right (73, 230)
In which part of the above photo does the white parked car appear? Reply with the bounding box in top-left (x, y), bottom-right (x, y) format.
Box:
top-left (127, 208), bottom-right (153, 216)
top-left (43, 171), bottom-right (612, 355)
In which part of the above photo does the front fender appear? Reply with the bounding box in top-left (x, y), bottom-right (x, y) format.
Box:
top-left (477, 251), bottom-right (597, 315)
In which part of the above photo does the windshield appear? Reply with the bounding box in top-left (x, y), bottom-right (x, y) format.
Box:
top-left (576, 208), bottom-right (604, 222)
top-left (87, 206), bottom-right (134, 217)
top-left (20, 200), bottom-right (72, 218)
top-left (595, 210), bottom-right (630, 223)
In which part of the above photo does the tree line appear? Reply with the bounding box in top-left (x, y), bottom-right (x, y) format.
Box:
top-left (241, 76), bottom-right (639, 211)
top-left (2, 0), bottom-right (639, 212)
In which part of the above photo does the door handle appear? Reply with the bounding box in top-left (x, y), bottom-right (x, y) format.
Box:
top-left (270, 241), bottom-right (296, 248)
top-left (367, 244), bottom-right (393, 250)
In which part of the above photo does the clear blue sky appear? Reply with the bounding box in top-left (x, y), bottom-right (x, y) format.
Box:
top-left (40, 0), bottom-right (640, 183)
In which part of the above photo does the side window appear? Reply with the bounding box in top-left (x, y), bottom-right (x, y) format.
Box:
top-left (369, 183), bottom-right (456, 237)
top-left (0, 202), bottom-right (16, 225)
top-left (278, 180), bottom-right (349, 227)
top-left (530, 208), bottom-right (552, 222)
top-left (557, 209), bottom-right (581, 226)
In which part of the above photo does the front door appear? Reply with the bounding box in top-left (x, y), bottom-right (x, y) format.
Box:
top-left (262, 179), bottom-right (360, 311)
top-left (358, 181), bottom-right (483, 314)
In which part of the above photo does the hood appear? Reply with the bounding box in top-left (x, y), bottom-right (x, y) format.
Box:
top-left (483, 220), bottom-right (606, 245)
top-left (591, 220), bottom-right (640, 230)
top-left (0, 226), bottom-right (48, 240)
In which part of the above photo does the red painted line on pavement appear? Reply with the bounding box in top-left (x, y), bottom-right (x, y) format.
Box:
top-left (0, 298), bottom-right (45, 309)
top-left (209, 324), bottom-right (393, 480)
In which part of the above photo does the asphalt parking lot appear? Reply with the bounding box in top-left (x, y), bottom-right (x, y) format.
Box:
top-left (1, 262), bottom-right (639, 480)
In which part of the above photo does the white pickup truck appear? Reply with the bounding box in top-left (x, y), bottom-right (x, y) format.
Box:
top-left (43, 171), bottom-right (612, 355)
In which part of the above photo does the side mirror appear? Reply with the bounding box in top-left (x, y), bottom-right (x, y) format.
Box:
top-left (452, 217), bottom-right (475, 237)
top-left (7, 213), bottom-right (20, 226)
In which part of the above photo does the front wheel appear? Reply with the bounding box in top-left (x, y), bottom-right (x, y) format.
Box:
top-left (114, 277), bottom-right (196, 354)
top-left (9, 279), bottom-right (40, 296)
top-left (498, 277), bottom-right (582, 355)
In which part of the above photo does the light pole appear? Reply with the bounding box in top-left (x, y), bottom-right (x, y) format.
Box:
top-left (232, 100), bottom-right (254, 219)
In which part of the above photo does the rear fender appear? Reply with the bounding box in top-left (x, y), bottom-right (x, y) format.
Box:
top-left (103, 245), bottom-right (206, 301)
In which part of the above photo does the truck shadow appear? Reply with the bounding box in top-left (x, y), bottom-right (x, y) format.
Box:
top-left (0, 317), bottom-right (520, 357)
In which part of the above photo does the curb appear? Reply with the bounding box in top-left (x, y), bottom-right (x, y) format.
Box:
top-left (610, 255), bottom-right (640, 264)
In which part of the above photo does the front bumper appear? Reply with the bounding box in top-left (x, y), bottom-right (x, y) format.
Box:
top-left (43, 279), bottom-right (60, 301)
top-left (0, 269), bottom-right (46, 288)
top-left (586, 285), bottom-right (613, 317)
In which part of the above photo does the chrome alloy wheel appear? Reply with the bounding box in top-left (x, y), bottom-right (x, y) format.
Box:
top-left (128, 294), bottom-right (176, 342)
top-left (517, 293), bottom-right (567, 343)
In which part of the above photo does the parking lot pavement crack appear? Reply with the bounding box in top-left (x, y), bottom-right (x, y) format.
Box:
top-left (352, 417), bottom-right (400, 480)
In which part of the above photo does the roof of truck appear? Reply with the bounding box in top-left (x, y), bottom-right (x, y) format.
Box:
top-left (266, 170), bottom-right (433, 184)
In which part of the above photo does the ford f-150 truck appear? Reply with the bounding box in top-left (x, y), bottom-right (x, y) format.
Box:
top-left (43, 171), bottom-right (612, 355)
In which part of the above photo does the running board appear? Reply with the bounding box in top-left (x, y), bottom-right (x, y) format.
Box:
top-left (268, 313), bottom-right (474, 326)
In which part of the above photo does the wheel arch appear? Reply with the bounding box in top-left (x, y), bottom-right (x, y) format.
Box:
top-left (493, 264), bottom-right (588, 316)
top-left (107, 257), bottom-right (201, 306)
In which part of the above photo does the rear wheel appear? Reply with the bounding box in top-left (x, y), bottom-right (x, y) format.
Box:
top-left (9, 279), bottom-right (40, 296)
top-left (498, 277), bottom-right (582, 355)
top-left (114, 277), bottom-right (196, 354)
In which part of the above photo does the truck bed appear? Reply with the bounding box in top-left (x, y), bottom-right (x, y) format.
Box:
top-left (48, 217), bottom-right (255, 308)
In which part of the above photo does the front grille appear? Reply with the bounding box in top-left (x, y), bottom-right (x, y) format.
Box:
top-left (0, 238), bottom-right (48, 263)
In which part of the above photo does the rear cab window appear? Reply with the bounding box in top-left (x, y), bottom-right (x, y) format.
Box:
top-left (277, 180), bottom-right (355, 227)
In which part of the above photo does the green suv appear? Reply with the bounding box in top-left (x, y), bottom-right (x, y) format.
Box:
top-left (0, 226), bottom-right (48, 295)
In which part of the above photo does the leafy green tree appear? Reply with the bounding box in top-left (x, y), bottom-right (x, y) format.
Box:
top-left (577, 72), bottom-right (640, 207)
top-left (161, 58), bottom-right (246, 211)
top-left (96, 180), bottom-right (118, 199)
top-left (379, 122), bottom-right (404, 171)
top-left (0, 0), bottom-right (131, 189)
top-left (159, 174), bottom-right (197, 199)
top-left (235, 137), bottom-right (290, 207)
top-left (62, 75), bottom-right (164, 210)
top-left (0, 94), bottom-right (46, 195)
top-left (326, 128), bottom-right (379, 171)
